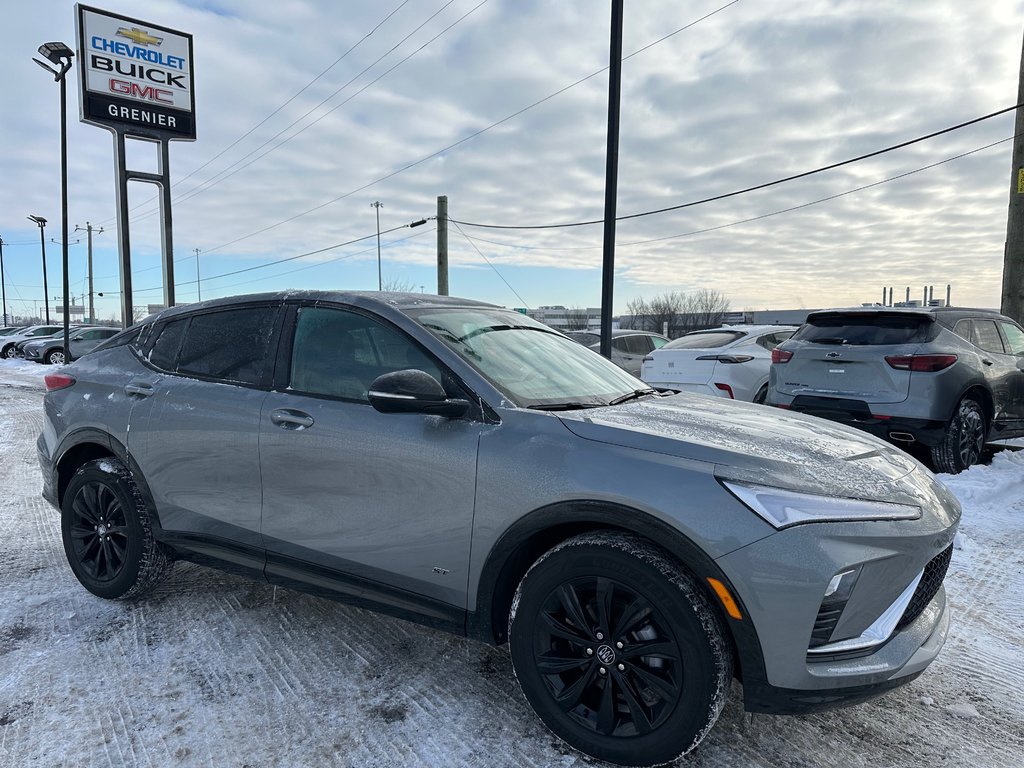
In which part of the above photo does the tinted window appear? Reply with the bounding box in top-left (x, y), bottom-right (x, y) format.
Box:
top-left (568, 332), bottom-right (600, 346)
top-left (95, 325), bottom-right (143, 353)
top-left (794, 313), bottom-right (935, 345)
top-left (953, 319), bottom-right (973, 342)
top-left (289, 306), bottom-right (441, 401)
top-left (175, 307), bottom-right (279, 384)
top-left (148, 319), bottom-right (188, 371)
top-left (663, 331), bottom-right (743, 350)
top-left (611, 337), bottom-right (631, 354)
top-left (755, 331), bottom-right (794, 351)
top-left (623, 335), bottom-right (653, 355)
top-left (999, 322), bottom-right (1024, 355)
top-left (972, 320), bottom-right (1006, 354)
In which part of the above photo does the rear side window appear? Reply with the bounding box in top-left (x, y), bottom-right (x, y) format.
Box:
top-left (972, 320), bottom-right (1006, 354)
top-left (663, 331), bottom-right (743, 350)
top-left (149, 319), bottom-right (188, 370)
top-left (755, 331), bottom-right (794, 351)
top-left (794, 314), bottom-right (936, 345)
top-left (175, 307), bottom-right (280, 384)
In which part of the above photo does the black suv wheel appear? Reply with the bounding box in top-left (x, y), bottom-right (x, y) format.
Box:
top-left (930, 397), bottom-right (986, 474)
top-left (508, 532), bottom-right (731, 767)
top-left (61, 458), bottom-right (174, 599)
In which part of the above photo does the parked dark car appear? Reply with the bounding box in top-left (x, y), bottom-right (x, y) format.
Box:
top-left (39, 292), bottom-right (960, 766)
top-left (22, 326), bottom-right (121, 364)
top-left (768, 306), bottom-right (1024, 473)
top-left (1, 325), bottom-right (64, 358)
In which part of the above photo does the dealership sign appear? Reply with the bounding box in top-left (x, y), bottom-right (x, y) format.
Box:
top-left (76, 4), bottom-right (195, 140)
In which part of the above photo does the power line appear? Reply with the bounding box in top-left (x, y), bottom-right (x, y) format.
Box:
top-left (186, 1), bottom-right (734, 256)
top-left (456, 134), bottom-right (1016, 251)
top-left (449, 217), bottom-right (530, 307)
top-left (131, 0), bottom-right (477, 224)
top-left (450, 103), bottom-right (1023, 230)
top-left (95, 0), bottom-right (415, 226)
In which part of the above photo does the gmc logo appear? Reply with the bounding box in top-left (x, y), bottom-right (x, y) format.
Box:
top-left (109, 78), bottom-right (173, 104)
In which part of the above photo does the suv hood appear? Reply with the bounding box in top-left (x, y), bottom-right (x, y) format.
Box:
top-left (557, 393), bottom-right (944, 506)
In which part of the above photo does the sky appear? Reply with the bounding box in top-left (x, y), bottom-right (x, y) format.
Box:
top-left (1, 0), bottom-right (1023, 324)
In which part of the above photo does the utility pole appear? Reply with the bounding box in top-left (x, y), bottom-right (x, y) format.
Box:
top-left (437, 195), bottom-right (448, 295)
top-left (1003, 25), bottom-right (1024, 324)
top-left (599, 0), bottom-right (624, 361)
top-left (194, 248), bottom-right (202, 301)
top-left (75, 222), bottom-right (103, 323)
top-left (0, 235), bottom-right (6, 325)
top-left (371, 201), bottom-right (383, 290)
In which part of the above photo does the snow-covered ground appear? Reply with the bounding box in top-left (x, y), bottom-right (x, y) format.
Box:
top-left (1, 362), bottom-right (1022, 767)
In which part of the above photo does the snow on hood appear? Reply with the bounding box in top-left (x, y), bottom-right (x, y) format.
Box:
top-left (558, 393), bottom-right (951, 508)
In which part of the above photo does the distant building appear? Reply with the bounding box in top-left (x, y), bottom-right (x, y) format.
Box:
top-left (515, 305), bottom-right (603, 331)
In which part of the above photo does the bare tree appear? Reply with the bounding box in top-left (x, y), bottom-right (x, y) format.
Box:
top-left (381, 276), bottom-right (419, 293)
top-left (678, 289), bottom-right (730, 334)
top-left (624, 289), bottom-right (730, 337)
top-left (563, 306), bottom-right (590, 331)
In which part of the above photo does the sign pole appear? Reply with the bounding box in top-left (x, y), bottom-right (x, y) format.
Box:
top-left (113, 131), bottom-right (134, 327)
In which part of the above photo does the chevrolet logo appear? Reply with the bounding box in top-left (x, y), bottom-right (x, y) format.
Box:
top-left (116, 27), bottom-right (163, 46)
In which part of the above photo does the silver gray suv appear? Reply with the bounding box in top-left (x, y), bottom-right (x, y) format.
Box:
top-left (768, 307), bottom-right (1024, 473)
top-left (38, 292), bottom-right (960, 766)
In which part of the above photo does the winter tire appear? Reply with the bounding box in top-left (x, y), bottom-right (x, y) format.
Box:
top-left (753, 384), bottom-right (769, 404)
top-left (1, 344), bottom-right (15, 359)
top-left (508, 532), bottom-right (732, 767)
top-left (47, 349), bottom-right (65, 365)
top-left (930, 397), bottom-right (986, 474)
top-left (61, 458), bottom-right (173, 599)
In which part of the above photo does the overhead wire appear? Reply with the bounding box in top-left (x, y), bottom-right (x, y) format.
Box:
top-left (449, 217), bottom-right (530, 308)
top-left (95, 0), bottom-right (415, 226)
top-left (449, 103), bottom-right (1023, 230)
top-left (455, 134), bottom-right (1017, 252)
top-left (164, 1), bottom-right (738, 255)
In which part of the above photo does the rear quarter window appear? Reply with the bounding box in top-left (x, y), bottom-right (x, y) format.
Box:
top-left (794, 314), bottom-right (937, 345)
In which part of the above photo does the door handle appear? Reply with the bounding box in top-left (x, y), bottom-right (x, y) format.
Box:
top-left (124, 382), bottom-right (155, 397)
top-left (270, 408), bottom-right (314, 430)
top-left (982, 359), bottom-right (993, 366)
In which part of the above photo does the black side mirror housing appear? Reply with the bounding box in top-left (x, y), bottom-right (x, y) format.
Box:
top-left (368, 369), bottom-right (470, 418)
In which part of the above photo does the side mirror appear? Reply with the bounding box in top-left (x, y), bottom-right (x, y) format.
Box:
top-left (368, 369), bottom-right (470, 418)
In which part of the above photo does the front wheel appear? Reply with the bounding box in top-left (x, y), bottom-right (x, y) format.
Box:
top-left (47, 349), bottom-right (65, 365)
top-left (508, 532), bottom-right (732, 767)
top-left (930, 397), bottom-right (986, 474)
top-left (61, 458), bottom-right (173, 599)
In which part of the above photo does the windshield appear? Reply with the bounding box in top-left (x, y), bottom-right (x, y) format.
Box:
top-left (409, 307), bottom-right (648, 408)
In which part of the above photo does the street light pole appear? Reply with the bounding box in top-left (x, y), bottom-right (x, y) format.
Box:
top-left (27, 215), bottom-right (50, 323)
top-left (34, 41), bottom-right (74, 362)
top-left (371, 201), bottom-right (383, 290)
top-left (0, 235), bottom-right (7, 326)
top-left (194, 248), bottom-right (202, 301)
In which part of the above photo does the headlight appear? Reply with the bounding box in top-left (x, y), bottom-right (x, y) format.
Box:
top-left (721, 481), bottom-right (921, 529)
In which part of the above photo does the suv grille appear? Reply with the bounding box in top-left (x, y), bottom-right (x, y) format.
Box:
top-left (897, 544), bottom-right (953, 630)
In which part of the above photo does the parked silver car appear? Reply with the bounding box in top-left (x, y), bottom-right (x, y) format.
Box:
top-left (22, 326), bottom-right (121, 364)
top-left (565, 329), bottom-right (669, 375)
top-left (768, 306), bottom-right (1024, 473)
top-left (1, 325), bottom-right (64, 358)
top-left (39, 292), bottom-right (959, 766)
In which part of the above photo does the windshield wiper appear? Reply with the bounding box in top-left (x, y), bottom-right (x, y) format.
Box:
top-left (526, 402), bottom-right (604, 411)
top-left (607, 388), bottom-right (660, 406)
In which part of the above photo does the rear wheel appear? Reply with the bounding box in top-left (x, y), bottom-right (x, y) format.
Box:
top-left (753, 384), bottom-right (769, 404)
top-left (508, 532), bottom-right (731, 767)
top-left (61, 458), bottom-right (173, 599)
top-left (930, 397), bottom-right (986, 474)
top-left (1, 344), bottom-right (15, 359)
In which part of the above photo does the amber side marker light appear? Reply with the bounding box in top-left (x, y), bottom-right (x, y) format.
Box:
top-left (707, 577), bottom-right (743, 620)
top-left (44, 373), bottom-right (76, 391)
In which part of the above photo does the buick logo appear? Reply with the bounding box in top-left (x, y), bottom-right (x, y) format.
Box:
top-left (596, 645), bottom-right (616, 665)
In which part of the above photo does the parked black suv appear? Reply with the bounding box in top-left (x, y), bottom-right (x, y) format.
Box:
top-left (768, 306), bottom-right (1024, 472)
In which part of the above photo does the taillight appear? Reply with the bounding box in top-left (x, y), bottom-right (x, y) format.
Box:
top-left (714, 382), bottom-right (735, 399)
top-left (696, 354), bottom-right (754, 364)
top-left (771, 348), bottom-right (793, 364)
top-left (44, 373), bottom-right (76, 391)
top-left (884, 354), bottom-right (957, 372)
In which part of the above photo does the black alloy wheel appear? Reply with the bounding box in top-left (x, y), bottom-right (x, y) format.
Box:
top-left (509, 532), bottom-right (731, 767)
top-left (931, 397), bottom-right (986, 474)
top-left (533, 576), bottom-right (684, 737)
top-left (61, 458), bottom-right (173, 599)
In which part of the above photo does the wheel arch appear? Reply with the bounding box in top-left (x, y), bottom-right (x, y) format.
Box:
top-left (953, 384), bottom-right (994, 427)
top-left (468, 500), bottom-right (767, 686)
top-left (54, 430), bottom-right (163, 534)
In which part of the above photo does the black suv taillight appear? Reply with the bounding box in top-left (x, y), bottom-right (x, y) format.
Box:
top-left (44, 373), bottom-right (76, 391)
top-left (884, 354), bottom-right (957, 372)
